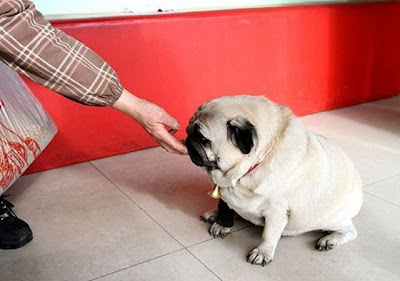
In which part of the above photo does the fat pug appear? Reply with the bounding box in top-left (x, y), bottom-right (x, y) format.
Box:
top-left (185, 95), bottom-right (363, 266)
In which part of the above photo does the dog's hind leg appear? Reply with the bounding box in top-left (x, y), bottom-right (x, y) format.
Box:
top-left (200, 200), bottom-right (234, 238)
top-left (317, 222), bottom-right (358, 251)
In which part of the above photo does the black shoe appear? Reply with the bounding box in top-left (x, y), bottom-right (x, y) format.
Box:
top-left (0, 196), bottom-right (33, 249)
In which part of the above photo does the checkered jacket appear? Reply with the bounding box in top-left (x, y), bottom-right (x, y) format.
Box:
top-left (0, 0), bottom-right (123, 106)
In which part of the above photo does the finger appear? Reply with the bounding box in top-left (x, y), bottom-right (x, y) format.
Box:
top-left (158, 141), bottom-right (174, 153)
top-left (159, 111), bottom-right (180, 130)
top-left (154, 127), bottom-right (188, 154)
top-left (158, 139), bottom-right (185, 155)
top-left (168, 128), bottom-right (178, 135)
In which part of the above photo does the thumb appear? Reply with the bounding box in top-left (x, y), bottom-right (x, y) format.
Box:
top-left (160, 111), bottom-right (180, 130)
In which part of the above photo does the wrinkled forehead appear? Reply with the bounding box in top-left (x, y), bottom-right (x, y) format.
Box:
top-left (197, 101), bottom-right (244, 120)
top-left (194, 110), bottom-right (227, 134)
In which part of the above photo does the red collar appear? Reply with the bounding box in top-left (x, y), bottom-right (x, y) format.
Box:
top-left (242, 162), bottom-right (260, 177)
top-left (241, 148), bottom-right (273, 179)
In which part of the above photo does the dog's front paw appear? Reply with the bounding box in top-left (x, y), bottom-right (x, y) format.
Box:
top-left (316, 234), bottom-right (339, 251)
top-left (200, 210), bottom-right (218, 223)
top-left (209, 222), bottom-right (231, 238)
top-left (247, 247), bottom-right (273, 267)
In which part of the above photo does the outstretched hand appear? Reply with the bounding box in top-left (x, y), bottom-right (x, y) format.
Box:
top-left (112, 89), bottom-right (188, 155)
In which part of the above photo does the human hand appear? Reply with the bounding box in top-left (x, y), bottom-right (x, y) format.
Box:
top-left (130, 97), bottom-right (188, 154)
top-left (112, 89), bottom-right (188, 155)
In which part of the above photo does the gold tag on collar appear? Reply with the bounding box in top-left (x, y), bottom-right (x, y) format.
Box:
top-left (208, 185), bottom-right (221, 199)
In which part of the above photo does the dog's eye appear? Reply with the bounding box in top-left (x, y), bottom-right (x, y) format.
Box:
top-left (200, 135), bottom-right (209, 145)
top-left (197, 132), bottom-right (209, 145)
top-left (193, 124), bottom-right (210, 145)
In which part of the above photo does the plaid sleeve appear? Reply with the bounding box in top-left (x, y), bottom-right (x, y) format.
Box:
top-left (0, 0), bottom-right (123, 106)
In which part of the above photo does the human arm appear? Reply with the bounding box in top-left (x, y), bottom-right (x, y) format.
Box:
top-left (112, 89), bottom-right (188, 154)
top-left (0, 0), bottom-right (187, 154)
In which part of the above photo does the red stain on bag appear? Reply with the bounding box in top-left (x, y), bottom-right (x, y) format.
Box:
top-left (0, 122), bottom-right (40, 189)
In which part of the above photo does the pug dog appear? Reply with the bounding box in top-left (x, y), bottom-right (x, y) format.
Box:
top-left (186, 95), bottom-right (363, 266)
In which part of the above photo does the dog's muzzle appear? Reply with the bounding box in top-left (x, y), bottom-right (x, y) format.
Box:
top-left (185, 136), bottom-right (218, 169)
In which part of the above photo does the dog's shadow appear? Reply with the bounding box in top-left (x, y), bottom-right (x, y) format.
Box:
top-left (111, 154), bottom-right (219, 219)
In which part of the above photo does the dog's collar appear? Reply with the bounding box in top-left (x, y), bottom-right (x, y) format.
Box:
top-left (207, 148), bottom-right (272, 199)
top-left (242, 162), bottom-right (260, 177)
top-left (207, 163), bottom-right (261, 199)
top-left (240, 147), bottom-right (274, 179)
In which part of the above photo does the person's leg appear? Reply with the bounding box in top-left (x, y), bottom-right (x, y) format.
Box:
top-left (0, 196), bottom-right (33, 249)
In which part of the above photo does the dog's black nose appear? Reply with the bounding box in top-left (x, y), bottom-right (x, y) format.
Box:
top-left (186, 137), bottom-right (204, 167)
top-left (186, 136), bottom-right (218, 169)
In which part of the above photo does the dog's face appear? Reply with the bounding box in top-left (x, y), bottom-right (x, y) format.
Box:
top-left (186, 95), bottom-right (288, 188)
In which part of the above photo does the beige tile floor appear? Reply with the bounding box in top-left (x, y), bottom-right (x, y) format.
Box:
top-left (1, 97), bottom-right (399, 281)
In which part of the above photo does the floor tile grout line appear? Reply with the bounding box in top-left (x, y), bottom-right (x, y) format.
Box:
top-left (89, 162), bottom-right (221, 279)
top-left (88, 162), bottom-right (186, 248)
top-left (89, 161), bottom-right (250, 281)
top-left (90, 161), bottom-right (400, 237)
top-left (363, 173), bottom-right (400, 189)
top-left (363, 191), bottom-right (400, 208)
top-left (184, 248), bottom-right (223, 281)
top-left (88, 159), bottom-right (399, 279)
top-left (90, 159), bottom-right (242, 248)
top-left (90, 160), bottom-right (224, 249)
top-left (361, 173), bottom-right (400, 208)
top-left (87, 248), bottom-right (184, 281)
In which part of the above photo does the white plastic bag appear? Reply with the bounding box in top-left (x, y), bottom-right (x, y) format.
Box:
top-left (0, 62), bottom-right (57, 193)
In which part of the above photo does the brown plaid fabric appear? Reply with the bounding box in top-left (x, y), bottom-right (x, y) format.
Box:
top-left (0, 0), bottom-right (123, 106)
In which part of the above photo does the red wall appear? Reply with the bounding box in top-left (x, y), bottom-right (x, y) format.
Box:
top-left (25, 2), bottom-right (400, 174)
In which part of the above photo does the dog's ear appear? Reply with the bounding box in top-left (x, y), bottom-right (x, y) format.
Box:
top-left (227, 117), bottom-right (257, 154)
